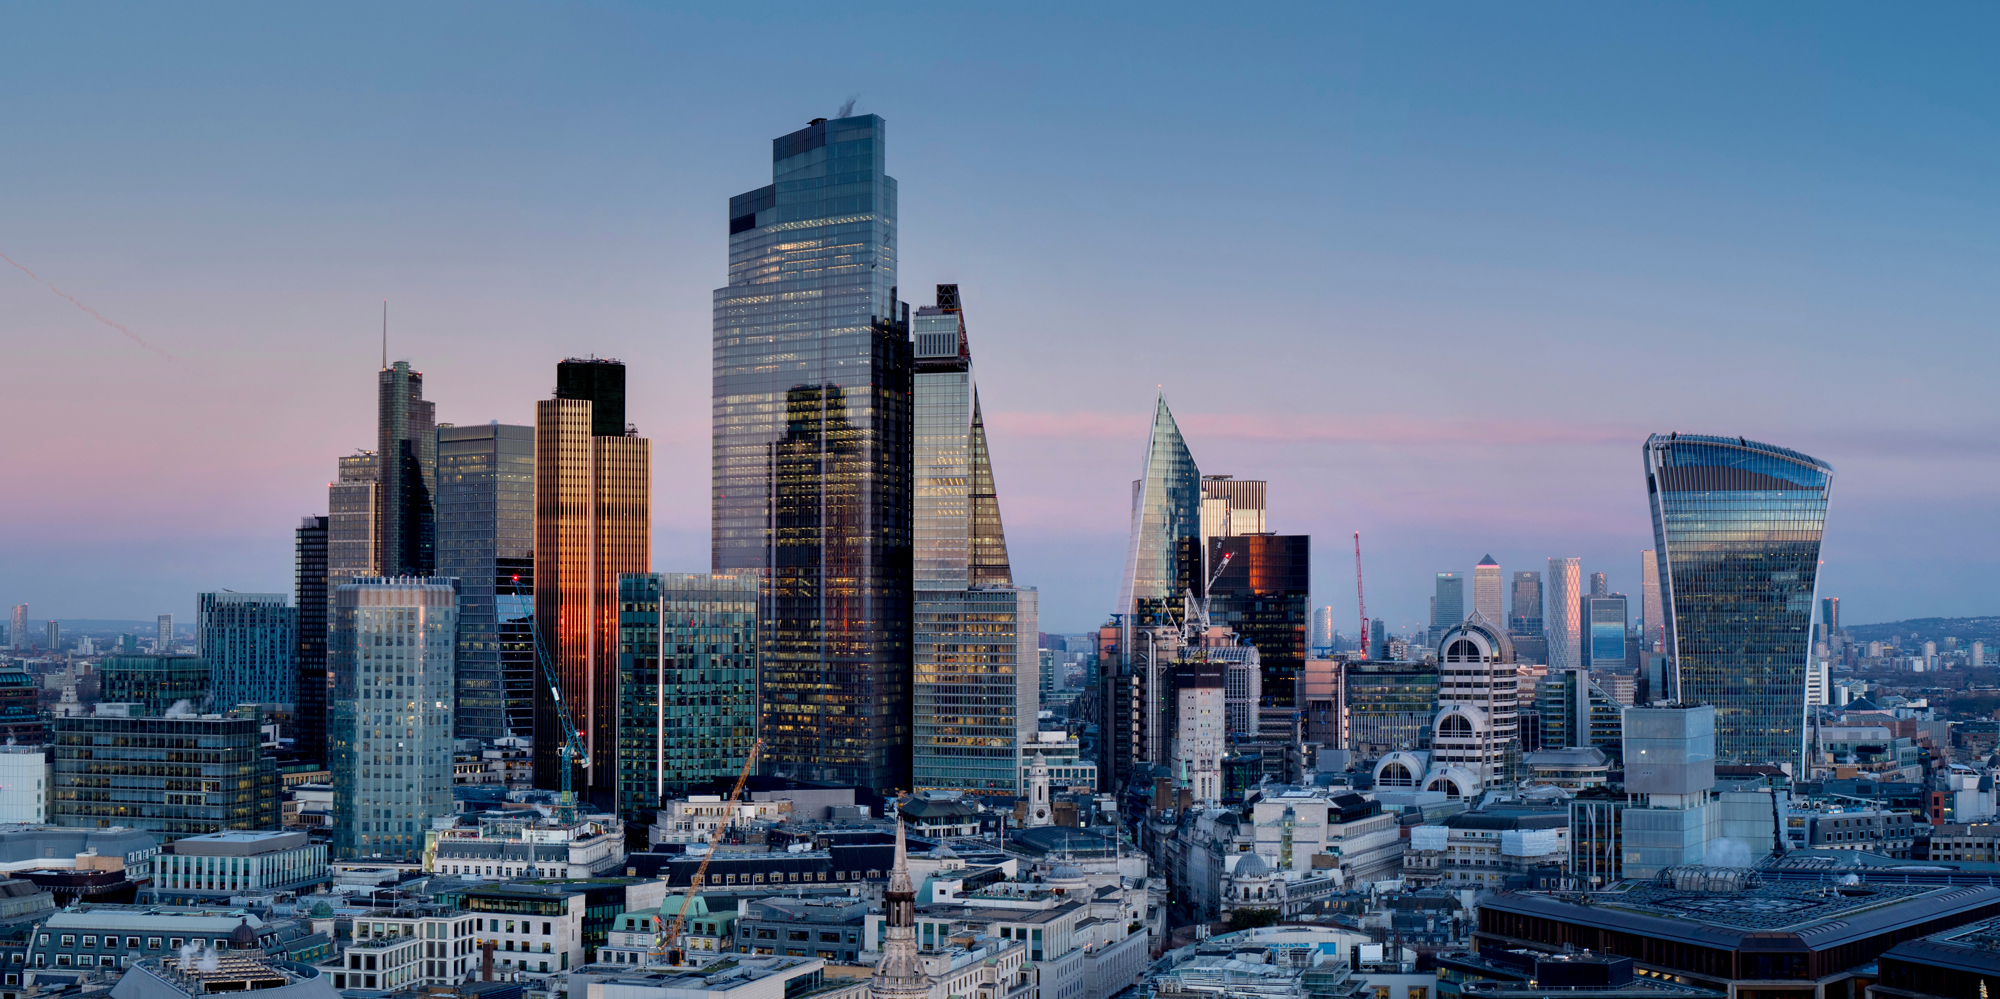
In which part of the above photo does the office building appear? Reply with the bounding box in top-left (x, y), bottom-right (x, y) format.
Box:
top-left (197, 592), bottom-right (297, 709)
top-left (714, 115), bottom-right (911, 792)
top-left (1105, 394), bottom-right (1202, 784)
top-left (615, 573), bottom-right (758, 822)
top-left (45, 621), bottom-right (59, 653)
top-left (1310, 607), bottom-right (1335, 653)
top-left (1472, 556), bottom-right (1503, 623)
top-left (100, 655), bottom-right (211, 715)
top-left (1199, 476), bottom-right (1266, 546)
top-left (377, 360), bottom-right (437, 578)
top-left (9, 606), bottom-right (23, 651)
top-left (329, 576), bottom-right (458, 861)
top-left (0, 669), bottom-right (44, 746)
top-left (1589, 572), bottom-right (1608, 597)
top-left (1206, 534), bottom-right (1309, 705)
top-left (152, 830), bottom-right (329, 903)
top-left (327, 451), bottom-right (380, 586)
top-left (536, 359), bottom-right (651, 797)
top-left (1639, 549), bottom-right (1663, 654)
top-left (1344, 663), bottom-right (1438, 755)
top-left (1585, 592), bottom-right (1627, 672)
top-left (1822, 596), bottom-right (1840, 636)
top-left (1645, 433), bottom-right (1833, 776)
top-left (52, 704), bottom-right (279, 839)
top-left (294, 516), bottom-right (329, 763)
top-left (1545, 558), bottom-right (1583, 672)
top-left (908, 286), bottom-right (1037, 795)
top-left (156, 613), bottom-right (173, 652)
top-left (1431, 620), bottom-right (1518, 792)
top-left (437, 422), bottom-right (536, 741)
top-left (1536, 668), bottom-right (1624, 752)
top-left (1431, 572), bottom-right (1464, 640)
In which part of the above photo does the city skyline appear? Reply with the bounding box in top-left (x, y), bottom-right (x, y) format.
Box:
top-left (6, 7), bottom-right (1999, 634)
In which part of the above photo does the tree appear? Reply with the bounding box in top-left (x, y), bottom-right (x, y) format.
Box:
top-left (1226, 908), bottom-right (1280, 932)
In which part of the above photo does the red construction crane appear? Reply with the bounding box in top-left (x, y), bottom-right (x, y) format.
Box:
top-left (1353, 532), bottom-right (1369, 660)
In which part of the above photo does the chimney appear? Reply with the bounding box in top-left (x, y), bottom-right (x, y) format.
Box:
top-left (481, 939), bottom-right (495, 981)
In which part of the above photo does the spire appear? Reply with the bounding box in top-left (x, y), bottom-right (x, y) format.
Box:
top-left (888, 817), bottom-right (912, 897)
top-left (872, 817), bottom-right (929, 999)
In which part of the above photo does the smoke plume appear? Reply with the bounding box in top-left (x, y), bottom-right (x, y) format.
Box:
top-left (837, 95), bottom-right (858, 118)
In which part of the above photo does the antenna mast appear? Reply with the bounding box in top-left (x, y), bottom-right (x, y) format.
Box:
top-left (1354, 532), bottom-right (1369, 660)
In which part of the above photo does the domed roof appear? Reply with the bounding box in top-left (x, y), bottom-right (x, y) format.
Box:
top-left (1233, 852), bottom-right (1270, 878)
top-left (310, 901), bottom-right (334, 918)
top-left (229, 918), bottom-right (259, 948)
top-left (1048, 863), bottom-right (1084, 881)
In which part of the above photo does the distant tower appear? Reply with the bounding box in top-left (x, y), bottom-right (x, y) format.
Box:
top-left (1509, 572), bottom-right (1543, 635)
top-left (45, 621), bottom-right (59, 653)
top-left (1590, 572), bottom-right (1608, 598)
top-left (155, 614), bottom-right (172, 652)
top-left (870, 821), bottom-right (932, 999)
top-left (1640, 550), bottom-right (1664, 654)
top-left (9, 606), bottom-right (25, 651)
top-left (1473, 556), bottom-right (1503, 624)
top-left (1546, 559), bottom-right (1583, 672)
top-left (295, 516), bottom-right (330, 764)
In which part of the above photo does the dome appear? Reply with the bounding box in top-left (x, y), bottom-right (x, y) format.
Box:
top-left (1049, 863), bottom-right (1084, 881)
top-left (1233, 853), bottom-right (1270, 879)
top-left (229, 918), bottom-right (259, 949)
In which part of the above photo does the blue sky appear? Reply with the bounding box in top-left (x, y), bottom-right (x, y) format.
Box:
top-left (3, 3), bottom-right (1996, 632)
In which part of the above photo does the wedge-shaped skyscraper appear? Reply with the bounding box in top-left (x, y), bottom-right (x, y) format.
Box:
top-left (1645, 433), bottom-right (1833, 777)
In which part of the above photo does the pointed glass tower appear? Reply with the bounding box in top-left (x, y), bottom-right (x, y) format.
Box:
top-left (911, 285), bottom-right (1037, 793)
top-left (1118, 395), bottom-right (1203, 631)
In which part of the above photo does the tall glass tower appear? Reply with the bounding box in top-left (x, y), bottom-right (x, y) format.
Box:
top-left (909, 285), bottom-right (1036, 793)
top-left (1111, 395), bottom-right (1202, 773)
top-left (378, 361), bottom-right (437, 578)
top-left (197, 592), bottom-right (297, 709)
top-left (1645, 433), bottom-right (1833, 777)
top-left (616, 572), bottom-right (758, 822)
top-left (294, 516), bottom-right (329, 763)
top-left (1546, 558), bottom-right (1583, 672)
top-left (437, 423), bottom-right (535, 741)
top-left (330, 576), bottom-right (457, 861)
top-left (713, 114), bottom-right (913, 792)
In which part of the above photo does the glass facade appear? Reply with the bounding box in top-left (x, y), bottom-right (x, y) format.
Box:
top-left (330, 577), bottom-right (458, 861)
top-left (295, 515), bottom-right (329, 763)
top-left (1639, 549), bottom-right (1664, 653)
top-left (52, 713), bottom-right (278, 839)
top-left (1545, 558), bottom-right (1583, 672)
top-left (1205, 534), bottom-right (1308, 706)
top-left (1343, 663), bottom-right (1438, 754)
top-left (1117, 395), bottom-right (1202, 634)
top-left (377, 362), bottom-right (437, 578)
top-left (913, 588), bottom-right (1037, 793)
top-left (99, 655), bottom-right (210, 715)
top-left (713, 114), bottom-right (913, 792)
top-left (437, 423), bottom-right (535, 741)
top-left (615, 573), bottom-right (758, 822)
top-left (197, 592), bottom-right (297, 708)
top-left (1645, 433), bottom-right (1833, 776)
top-left (1431, 573), bottom-right (1464, 631)
top-left (534, 367), bottom-right (651, 796)
top-left (1585, 593), bottom-right (1627, 670)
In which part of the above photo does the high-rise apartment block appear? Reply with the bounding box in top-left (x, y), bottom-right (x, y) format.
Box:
top-left (44, 621), bottom-right (59, 652)
top-left (156, 614), bottom-right (173, 652)
top-left (328, 452), bottom-right (381, 585)
top-left (909, 286), bottom-right (1037, 795)
top-left (615, 573), bottom-right (758, 822)
top-left (536, 360), bottom-right (650, 797)
top-left (197, 592), bottom-right (297, 709)
top-left (1646, 434), bottom-right (1832, 776)
top-left (438, 422), bottom-right (536, 741)
top-left (52, 705), bottom-right (279, 840)
top-left (1821, 597), bottom-right (1840, 635)
top-left (295, 516), bottom-right (329, 762)
top-left (1473, 556), bottom-right (1503, 624)
top-left (1545, 558), bottom-right (1583, 672)
top-left (714, 115), bottom-right (913, 793)
top-left (329, 576), bottom-right (458, 861)
top-left (1589, 572), bottom-right (1608, 598)
top-left (8, 606), bottom-right (23, 651)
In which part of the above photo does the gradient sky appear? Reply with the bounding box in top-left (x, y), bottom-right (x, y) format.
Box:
top-left (4, 4), bottom-right (1997, 634)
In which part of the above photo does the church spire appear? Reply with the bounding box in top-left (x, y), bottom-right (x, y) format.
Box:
top-left (871, 818), bottom-right (929, 999)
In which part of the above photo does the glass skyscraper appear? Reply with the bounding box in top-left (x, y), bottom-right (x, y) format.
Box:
top-left (1645, 433), bottom-right (1833, 777)
top-left (1206, 534), bottom-right (1309, 705)
top-left (1545, 558), bottom-right (1583, 672)
top-left (1117, 395), bottom-right (1202, 633)
top-left (1639, 549), bottom-right (1664, 653)
top-left (330, 576), bottom-right (458, 861)
top-left (1584, 592), bottom-right (1627, 671)
top-left (295, 515), bottom-right (329, 763)
top-left (377, 361), bottom-right (437, 578)
top-left (1473, 556), bottom-right (1503, 624)
top-left (196, 592), bottom-right (297, 709)
top-left (909, 286), bottom-right (1036, 794)
top-left (615, 573), bottom-right (758, 822)
top-left (437, 422), bottom-right (535, 741)
top-left (713, 114), bottom-right (913, 792)
top-left (1509, 571), bottom-right (1543, 635)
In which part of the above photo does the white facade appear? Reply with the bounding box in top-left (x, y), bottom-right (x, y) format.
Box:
top-left (1173, 680), bottom-right (1224, 804)
top-left (323, 908), bottom-right (482, 992)
top-left (1429, 621), bottom-right (1518, 795)
top-left (330, 577), bottom-right (457, 862)
top-left (0, 750), bottom-right (48, 823)
top-left (1545, 558), bottom-right (1583, 672)
top-left (1246, 788), bottom-right (1402, 886)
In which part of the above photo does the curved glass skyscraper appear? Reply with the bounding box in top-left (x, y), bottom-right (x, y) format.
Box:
top-left (1645, 433), bottom-right (1833, 777)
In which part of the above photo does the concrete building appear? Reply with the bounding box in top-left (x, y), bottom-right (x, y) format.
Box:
top-left (0, 750), bottom-right (49, 823)
top-left (1245, 787), bottom-right (1402, 887)
top-left (318, 902), bottom-right (480, 992)
top-left (427, 811), bottom-right (625, 880)
top-left (736, 896), bottom-right (868, 962)
top-left (575, 957), bottom-right (868, 999)
top-left (148, 831), bottom-right (327, 904)
top-left (460, 882), bottom-right (588, 976)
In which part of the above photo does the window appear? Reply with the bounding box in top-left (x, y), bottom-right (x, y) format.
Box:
top-left (148, 939), bottom-right (162, 950)
top-left (542, 923), bottom-right (551, 935)
top-left (59, 937), bottom-right (74, 948)
top-left (128, 938), bottom-right (141, 949)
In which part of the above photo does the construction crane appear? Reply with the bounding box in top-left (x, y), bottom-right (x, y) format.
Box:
top-left (1182, 550), bottom-right (1234, 640)
top-left (1354, 532), bottom-right (1370, 660)
top-left (659, 738), bottom-right (764, 966)
top-left (527, 612), bottom-right (589, 823)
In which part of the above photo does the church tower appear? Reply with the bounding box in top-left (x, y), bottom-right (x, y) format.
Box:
top-left (1026, 752), bottom-right (1052, 827)
top-left (871, 820), bottom-right (931, 999)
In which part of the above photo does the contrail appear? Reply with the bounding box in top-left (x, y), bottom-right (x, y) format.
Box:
top-left (0, 250), bottom-right (173, 360)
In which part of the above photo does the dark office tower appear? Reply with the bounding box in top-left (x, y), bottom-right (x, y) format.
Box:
top-left (377, 361), bottom-right (437, 578)
top-left (295, 517), bottom-right (329, 763)
top-left (1430, 573), bottom-right (1464, 646)
top-left (1589, 572), bottom-right (1608, 598)
top-left (1370, 619), bottom-right (1387, 661)
top-left (536, 361), bottom-right (650, 799)
top-left (1509, 572), bottom-right (1543, 635)
top-left (1207, 535), bottom-right (1309, 705)
top-left (1645, 433), bottom-right (1833, 777)
top-left (1822, 597), bottom-right (1840, 635)
top-left (615, 573), bottom-right (758, 822)
top-left (557, 362), bottom-right (626, 437)
top-left (438, 423), bottom-right (536, 742)
top-left (712, 114), bottom-right (912, 793)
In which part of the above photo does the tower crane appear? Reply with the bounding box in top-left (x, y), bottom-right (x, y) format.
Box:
top-left (658, 739), bottom-right (764, 966)
top-left (1354, 532), bottom-right (1370, 660)
top-left (527, 613), bottom-right (589, 823)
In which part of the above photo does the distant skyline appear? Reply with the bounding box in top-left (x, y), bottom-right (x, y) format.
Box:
top-left (4, 4), bottom-right (1998, 632)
